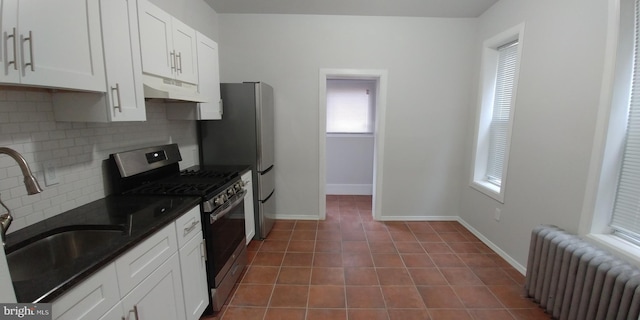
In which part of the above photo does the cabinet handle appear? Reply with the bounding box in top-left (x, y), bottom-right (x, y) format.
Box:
top-left (183, 220), bottom-right (199, 236)
top-left (176, 52), bottom-right (182, 73)
top-left (6, 27), bottom-right (17, 70)
top-left (111, 83), bottom-right (122, 113)
top-left (22, 31), bottom-right (34, 72)
top-left (200, 240), bottom-right (206, 260)
top-left (126, 306), bottom-right (140, 320)
top-left (219, 99), bottom-right (223, 116)
top-left (170, 50), bottom-right (176, 72)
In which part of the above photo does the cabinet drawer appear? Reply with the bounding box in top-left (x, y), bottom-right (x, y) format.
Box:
top-left (175, 206), bottom-right (202, 248)
top-left (115, 223), bottom-right (177, 296)
top-left (52, 263), bottom-right (120, 320)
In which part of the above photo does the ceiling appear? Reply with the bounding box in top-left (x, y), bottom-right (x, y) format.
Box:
top-left (205, 0), bottom-right (499, 18)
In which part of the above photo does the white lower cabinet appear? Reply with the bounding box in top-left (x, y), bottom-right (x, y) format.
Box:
top-left (52, 263), bottom-right (120, 320)
top-left (121, 254), bottom-right (186, 320)
top-left (98, 302), bottom-right (123, 320)
top-left (115, 223), bottom-right (178, 297)
top-left (242, 171), bottom-right (255, 244)
top-left (52, 206), bottom-right (208, 320)
top-left (179, 232), bottom-right (208, 320)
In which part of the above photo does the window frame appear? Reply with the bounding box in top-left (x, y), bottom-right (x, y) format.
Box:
top-left (470, 23), bottom-right (526, 203)
top-left (581, 0), bottom-right (640, 265)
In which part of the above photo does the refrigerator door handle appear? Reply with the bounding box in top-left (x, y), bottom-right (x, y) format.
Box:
top-left (259, 165), bottom-right (274, 175)
top-left (260, 189), bottom-right (275, 203)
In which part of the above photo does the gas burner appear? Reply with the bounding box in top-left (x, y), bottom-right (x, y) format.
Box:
top-left (181, 169), bottom-right (238, 180)
top-left (126, 182), bottom-right (217, 196)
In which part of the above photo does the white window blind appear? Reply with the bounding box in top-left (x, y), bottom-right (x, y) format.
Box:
top-left (611, 0), bottom-right (640, 243)
top-left (486, 41), bottom-right (519, 187)
top-left (326, 79), bottom-right (376, 133)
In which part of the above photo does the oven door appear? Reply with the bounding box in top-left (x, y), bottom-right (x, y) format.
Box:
top-left (205, 190), bottom-right (247, 286)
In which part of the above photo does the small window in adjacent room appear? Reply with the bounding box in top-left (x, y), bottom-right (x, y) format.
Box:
top-left (470, 24), bottom-right (525, 203)
top-left (326, 79), bottom-right (376, 134)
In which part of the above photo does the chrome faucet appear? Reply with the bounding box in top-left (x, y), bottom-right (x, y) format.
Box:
top-left (0, 147), bottom-right (43, 245)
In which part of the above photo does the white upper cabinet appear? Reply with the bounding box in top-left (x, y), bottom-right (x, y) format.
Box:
top-left (0, 0), bottom-right (105, 92)
top-left (99, 0), bottom-right (146, 121)
top-left (195, 32), bottom-right (222, 120)
top-left (52, 0), bottom-right (146, 122)
top-left (138, 0), bottom-right (198, 85)
top-left (166, 32), bottom-right (222, 121)
top-left (171, 20), bottom-right (199, 85)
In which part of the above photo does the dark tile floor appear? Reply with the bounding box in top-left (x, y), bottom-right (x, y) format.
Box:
top-left (201, 195), bottom-right (550, 320)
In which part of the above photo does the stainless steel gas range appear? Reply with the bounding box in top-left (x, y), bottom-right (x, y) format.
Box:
top-left (108, 144), bottom-right (248, 313)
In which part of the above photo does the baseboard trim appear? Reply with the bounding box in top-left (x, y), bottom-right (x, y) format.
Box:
top-left (377, 215), bottom-right (458, 221)
top-left (274, 214), bottom-right (322, 221)
top-left (326, 184), bottom-right (372, 195)
top-left (456, 218), bottom-right (526, 275)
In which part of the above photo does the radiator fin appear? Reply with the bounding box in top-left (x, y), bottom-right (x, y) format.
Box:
top-left (526, 225), bottom-right (640, 320)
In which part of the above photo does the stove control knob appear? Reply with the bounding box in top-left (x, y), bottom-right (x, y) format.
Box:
top-left (227, 188), bottom-right (235, 196)
top-left (234, 182), bottom-right (243, 192)
top-left (215, 195), bottom-right (226, 206)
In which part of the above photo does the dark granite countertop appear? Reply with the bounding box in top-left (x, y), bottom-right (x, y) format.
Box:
top-left (4, 194), bottom-right (200, 303)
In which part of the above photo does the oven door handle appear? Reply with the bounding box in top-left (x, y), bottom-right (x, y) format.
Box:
top-left (210, 190), bottom-right (246, 224)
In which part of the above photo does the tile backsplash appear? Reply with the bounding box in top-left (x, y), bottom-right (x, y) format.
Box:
top-left (0, 87), bottom-right (199, 232)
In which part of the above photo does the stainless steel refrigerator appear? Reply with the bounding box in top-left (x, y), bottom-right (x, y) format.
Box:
top-left (198, 82), bottom-right (275, 240)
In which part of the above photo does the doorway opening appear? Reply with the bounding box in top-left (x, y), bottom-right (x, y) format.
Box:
top-left (319, 69), bottom-right (388, 220)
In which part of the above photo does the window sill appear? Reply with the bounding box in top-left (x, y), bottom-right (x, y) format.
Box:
top-left (470, 180), bottom-right (504, 203)
top-left (326, 133), bottom-right (374, 138)
top-left (585, 233), bottom-right (640, 268)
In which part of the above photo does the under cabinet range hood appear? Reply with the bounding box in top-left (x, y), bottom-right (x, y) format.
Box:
top-left (142, 74), bottom-right (208, 103)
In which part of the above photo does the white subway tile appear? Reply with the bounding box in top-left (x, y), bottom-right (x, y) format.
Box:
top-left (0, 88), bottom-right (196, 230)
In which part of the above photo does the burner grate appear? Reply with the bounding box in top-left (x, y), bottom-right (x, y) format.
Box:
top-left (181, 169), bottom-right (237, 179)
top-left (127, 182), bottom-right (216, 196)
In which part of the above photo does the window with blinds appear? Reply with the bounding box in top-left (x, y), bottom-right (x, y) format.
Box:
top-left (326, 79), bottom-right (376, 134)
top-left (611, 0), bottom-right (640, 244)
top-left (470, 24), bottom-right (523, 203)
top-left (486, 41), bottom-right (519, 187)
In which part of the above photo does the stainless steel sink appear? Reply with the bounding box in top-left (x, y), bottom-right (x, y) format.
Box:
top-left (7, 228), bottom-right (124, 282)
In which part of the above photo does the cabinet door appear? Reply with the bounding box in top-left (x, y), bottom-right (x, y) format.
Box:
top-left (172, 19), bottom-right (198, 85)
top-left (98, 302), bottom-right (124, 320)
top-left (138, 0), bottom-right (174, 79)
top-left (115, 223), bottom-right (178, 296)
top-left (17, 0), bottom-right (105, 91)
top-left (242, 171), bottom-right (255, 244)
top-left (179, 233), bottom-right (208, 320)
top-left (0, 0), bottom-right (19, 83)
top-left (99, 0), bottom-right (145, 121)
top-left (195, 32), bottom-right (221, 120)
top-left (52, 264), bottom-right (120, 320)
top-left (122, 254), bottom-right (186, 320)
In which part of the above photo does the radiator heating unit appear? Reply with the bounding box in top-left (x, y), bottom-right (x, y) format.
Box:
top-left (525, 225), bottom-right (640, 320)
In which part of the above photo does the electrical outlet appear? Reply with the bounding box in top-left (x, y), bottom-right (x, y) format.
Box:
top-left (494, 208), bottom-right (501, 221)
top-left (43, 161), bottom-right (59, 186)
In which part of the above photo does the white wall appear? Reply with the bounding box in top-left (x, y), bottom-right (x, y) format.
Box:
top-left (326, 135), bottom-right (374, 195)
top-left (459, 0), bottom-right (609, 268)
top-left (218, 14), bottom-right (477, 219)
